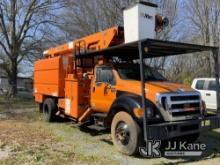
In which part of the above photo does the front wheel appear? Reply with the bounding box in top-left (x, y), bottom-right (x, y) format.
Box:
top-left (111, 111), bottom-right (143, 155)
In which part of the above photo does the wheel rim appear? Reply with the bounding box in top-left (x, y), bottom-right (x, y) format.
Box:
top-left (115, 121), bottom-right (130, 145)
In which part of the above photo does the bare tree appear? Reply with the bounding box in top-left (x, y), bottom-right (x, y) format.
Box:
top-left (184, 0), bottom-right (220, 76)
top-left (165, 0), bottom-right (220, 83)
top-left (59, 0), bottom-right (179, 73)
top-left (58, 0), bottom-right (134, 40)
top-left (0, 0), bottom-right (64, 97)
top-left (145, 0), bottom-right (179, 70)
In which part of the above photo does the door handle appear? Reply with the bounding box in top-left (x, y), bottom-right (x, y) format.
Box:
top-left (206, 93), bottom-right (211, 96)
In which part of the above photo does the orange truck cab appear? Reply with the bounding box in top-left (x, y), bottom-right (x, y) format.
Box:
top-left (91, 63), bottom-right (199, 122)
top-left (34, 1), bottom-right (220, 156)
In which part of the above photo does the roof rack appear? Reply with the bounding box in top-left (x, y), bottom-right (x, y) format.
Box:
top-left (76, 39), bottom-right (217, 59)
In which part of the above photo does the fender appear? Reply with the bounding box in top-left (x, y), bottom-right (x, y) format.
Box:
top-left (107, 91), bottom-right (163, 125)
top-left (108, 92), bottom-right (143, 122)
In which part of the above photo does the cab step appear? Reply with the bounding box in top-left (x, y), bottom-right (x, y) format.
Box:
top-left (79, 107), bottom-right (92, 123)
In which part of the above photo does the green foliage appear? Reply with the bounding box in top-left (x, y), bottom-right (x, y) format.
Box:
top-left (183, 76), bottom-right (193, 86)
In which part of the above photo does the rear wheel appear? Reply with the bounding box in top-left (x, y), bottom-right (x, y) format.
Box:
top-left (43, 98), bottom-right (57, 122)
top-left (111, 111), bottom-right (143, 155)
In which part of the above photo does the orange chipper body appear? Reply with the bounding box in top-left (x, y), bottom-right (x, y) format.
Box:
top-left (34, 26), bottom-right (125, 119)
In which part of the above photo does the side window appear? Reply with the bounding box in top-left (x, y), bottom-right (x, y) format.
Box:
top-left (195, 80), bottom-right (205, 90)
top-left (96, 67), bottom-right (116, 85)
top-left (208, 80), bottom-right (216, 91)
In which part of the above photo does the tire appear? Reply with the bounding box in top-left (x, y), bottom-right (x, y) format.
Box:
top-left (43, 98), bottom-right (57, 122)
top-left (111, 111), bottom-right (143, 156)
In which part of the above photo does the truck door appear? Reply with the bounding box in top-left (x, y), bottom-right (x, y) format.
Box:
top-left (204, 80), bottom-right (217, 110)
top-left (91, 66), bottom-right (116, 112)
top-left (193, 79), bottom-right (206, 104)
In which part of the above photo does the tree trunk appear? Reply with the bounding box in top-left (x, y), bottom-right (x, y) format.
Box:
top-left (8, 61), bottom-right (17, 97)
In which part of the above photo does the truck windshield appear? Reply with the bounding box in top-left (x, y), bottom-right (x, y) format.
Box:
top-left (115, 64), bottom-right (167, 81)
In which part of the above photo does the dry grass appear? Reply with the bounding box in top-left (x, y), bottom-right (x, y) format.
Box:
top-left (0, 111), bottom-right (109, 165)
top-left (0, 97), bottom-right (37, 112)
top-left (0, 99), bottom-right (117, 165)
top-left (1, 97), bottom-right (220, 164)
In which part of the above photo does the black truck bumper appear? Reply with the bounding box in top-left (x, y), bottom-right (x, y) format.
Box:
top-left (146, 115), bottom-right (220, 140)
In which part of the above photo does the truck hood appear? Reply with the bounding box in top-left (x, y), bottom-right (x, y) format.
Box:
top-left (146, 81), bottom-right (194, 93)
top-left (117, 80), bottom-right (196, 102)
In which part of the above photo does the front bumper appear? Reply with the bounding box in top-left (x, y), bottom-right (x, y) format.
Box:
top-left (145, 115), bottom-right (220, 140)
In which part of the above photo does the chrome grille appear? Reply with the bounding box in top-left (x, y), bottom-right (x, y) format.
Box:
top-left (157, 92), bottom-right (201, 117)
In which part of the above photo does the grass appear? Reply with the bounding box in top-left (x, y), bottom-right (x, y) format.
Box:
top-left (1, 96), bottom-right (220, 164)
top-left (0, 96), bottom-right (37, 111)
top-left (0, 97), bottom-right (119, 164)
top-left (0, 119), bottom-right (118, 165)
top-left (0, 110), bottom-right (97, 165)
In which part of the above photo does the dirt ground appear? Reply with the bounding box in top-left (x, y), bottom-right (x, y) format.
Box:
top-left (1, 98), bottom-right (220, 165)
